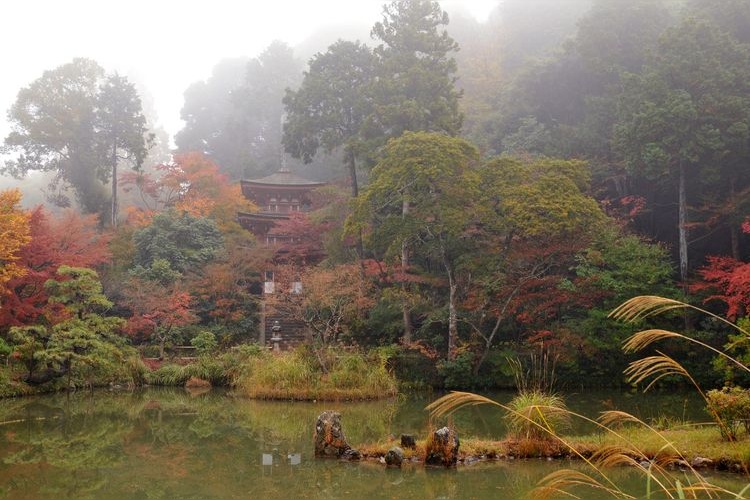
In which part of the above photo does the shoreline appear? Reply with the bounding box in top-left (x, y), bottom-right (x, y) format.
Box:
top-left (353, 434), bottom-right (750, 475)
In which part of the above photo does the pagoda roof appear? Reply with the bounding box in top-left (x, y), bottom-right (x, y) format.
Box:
top-left (241, 169), bottom-right (325, 187)
top-left (237, 211), bottom-right (289, 221)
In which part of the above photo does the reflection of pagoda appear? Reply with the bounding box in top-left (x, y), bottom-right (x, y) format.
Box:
top-left (238, 168), bottom-right (325, 349)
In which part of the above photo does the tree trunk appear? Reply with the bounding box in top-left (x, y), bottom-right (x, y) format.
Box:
top-left (447, 270), bottom-right (458, 361)
top-left (346, 147), bottom-right (365, 261)
top-left (730, 179), bottom-right (741, 260)
top-left (678, 160), bottom-right (688, 288)
top-left (158, 335), bottom-right (166, 360)
top-left (401, 196), bottom-right (412, 343)
top-left (731, 225), bottom-right (741, 261)
top-left (111, 141), bottom-right (118, 228)
top-left (472, 287), bottom-right (521, 376)
top-left (346, 147), bottom-right (359, 198)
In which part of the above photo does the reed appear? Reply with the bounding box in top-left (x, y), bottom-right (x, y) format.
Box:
top-left (428, 390), bottom-right (745, 498)
top-left (612, 295), bottom-right (750, 442)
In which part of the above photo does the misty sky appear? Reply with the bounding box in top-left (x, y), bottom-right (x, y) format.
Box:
top-left (1, 0), bottom-right (498, 144)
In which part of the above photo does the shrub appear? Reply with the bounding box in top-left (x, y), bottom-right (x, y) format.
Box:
top-left (437, 351), bottom-right (482, 389)
top-left (146, 364), bottom-right (189, 386)
top-left (705, 386), bottom-right (750, 441)
top-left (190, 331), bottom-right (218, 356)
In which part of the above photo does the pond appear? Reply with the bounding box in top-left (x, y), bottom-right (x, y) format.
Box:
top-left (0, 388), bottom-right (744, 499)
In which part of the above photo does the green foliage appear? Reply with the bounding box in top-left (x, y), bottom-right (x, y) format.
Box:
top-left (437, 351), bottom-right (483, 389)
top-left (370, 0), bottom-right (463, 138)
top-left (576, 227), bottom-right (675, 301)
top-left (0, 337), bottom-right (13, 358)
top-left (713, 318), bottom-right (750, 385)
top-left (705, 386), bottom-right (750, 441)
top-left (3, 58), bottom-right (151, 218)
top-left (283, 40), bottom-right (375, 195)
top-left (132, 210), bottom-right (223, 279)
top-left (477, 156), bottom-right (605, 239)
top-left (8, 266), bottom-right (140, 388)
top-left (190, 331), bottom-right (218, 356)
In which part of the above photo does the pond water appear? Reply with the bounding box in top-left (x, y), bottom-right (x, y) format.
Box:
top-left (0, 388), bottom-right (745, 499)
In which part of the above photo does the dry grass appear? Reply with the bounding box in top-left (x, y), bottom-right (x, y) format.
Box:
top-left (424, 391), bottom-right (750, 498)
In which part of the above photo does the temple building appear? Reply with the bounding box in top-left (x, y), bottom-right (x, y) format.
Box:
top-left (237, 168), bottom-right (325, 244)
top-left (237, 168), bottom-right (325, 349)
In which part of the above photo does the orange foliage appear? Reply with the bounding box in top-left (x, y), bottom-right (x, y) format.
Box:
top-left (124, 205), bottom-right (156, 228)
top-left (120, 152), bottom-right (255, 235)
top-left (269, 264), bottom-right (374, 344)
top-left (189, 246), bottom-right (269, 325)
top-left (0, 207), bottom-right (110, 329)
top-left (0, 189), bottom-right (31, 290)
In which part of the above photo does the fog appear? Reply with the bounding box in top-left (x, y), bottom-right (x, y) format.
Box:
top-left (0, 0), bottom-right (497, 143)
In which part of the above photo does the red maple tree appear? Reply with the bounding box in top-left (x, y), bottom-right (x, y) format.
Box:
top-left (122, 278), bottom-right (197, 358)
top-left (0, 208), bottom-right (110, 329)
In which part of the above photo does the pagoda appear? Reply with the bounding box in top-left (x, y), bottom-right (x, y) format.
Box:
top-left (237, 168), bottom-right (325, 349)
top-left (237, 168), bottom-right (325, 244)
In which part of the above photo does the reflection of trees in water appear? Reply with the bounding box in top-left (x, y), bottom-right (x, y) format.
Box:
top-left (0, 389), bottom-right (742, 499)
top-left (0, 389), bottom-right (401, 498)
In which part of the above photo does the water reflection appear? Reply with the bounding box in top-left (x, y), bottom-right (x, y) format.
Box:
top-left (0, 388), bottom-right (742, 499)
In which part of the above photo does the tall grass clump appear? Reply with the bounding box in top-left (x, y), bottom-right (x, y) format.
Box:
top-left (506, 390), bottom-right (570, 441)
top-left (235, 346), bottom-right (398, 400)
top-left (145, 363), bottom-right (189, 386)
top-left (503, 352), bottom-right (569, 448)
top-left (144, 344), bottom-right (265, 387)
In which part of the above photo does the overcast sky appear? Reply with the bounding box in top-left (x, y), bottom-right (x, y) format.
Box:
top-left (1, 0), bottom-right (498, 144)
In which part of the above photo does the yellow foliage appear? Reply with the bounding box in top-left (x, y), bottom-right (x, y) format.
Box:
top-left (0, 189), bottom-right (30, 289)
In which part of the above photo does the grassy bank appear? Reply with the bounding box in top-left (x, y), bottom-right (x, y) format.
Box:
top-left (570, 424), bottom-right (750, 472)
top-left (234, 346), bottom-right (398, 400)
top-left (145, 345), bottom-right (399, 401)
top-left (0, 344), bottom-right (399, 401)
top-left (357, 426), bottom-right (750, 472)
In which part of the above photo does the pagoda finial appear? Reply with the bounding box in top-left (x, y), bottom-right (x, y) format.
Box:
top-left (279, 113), bottom-right (289, 173)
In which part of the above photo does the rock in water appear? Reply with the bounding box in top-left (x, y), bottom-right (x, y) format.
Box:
top-left (424, 426), bottom-right (459, 467)
top-left (385, 446), bottom-right (404, 467)
top-left (341, 448), bottom-right (361, 461)
top-left (314, 411), bottom-right (359, 459)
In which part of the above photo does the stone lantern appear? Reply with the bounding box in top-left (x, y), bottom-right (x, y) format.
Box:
top-left (270, 320), bottom-right (282, 352)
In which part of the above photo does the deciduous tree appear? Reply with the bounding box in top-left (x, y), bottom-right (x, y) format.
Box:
top-left (0, 189), bottom-right (30, 291)
top-left (348, 132), bottom-right (480, 357)
top-left (121, 278), bottom-right (197, 359)
top-left (0, 207), bottom-right (109, 330)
